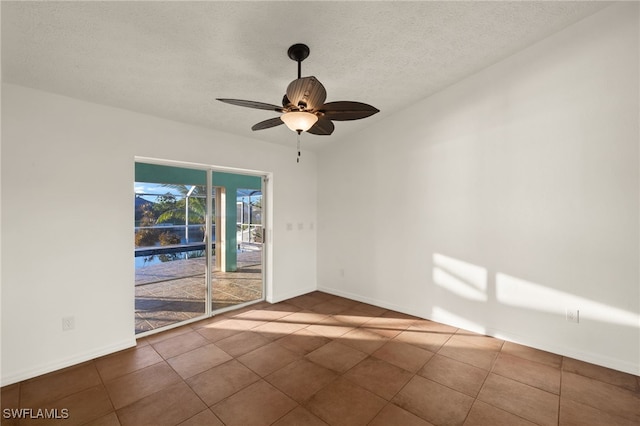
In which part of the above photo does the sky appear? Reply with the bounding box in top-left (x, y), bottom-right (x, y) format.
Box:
top-left (135, 182), bottom-right (185, 200)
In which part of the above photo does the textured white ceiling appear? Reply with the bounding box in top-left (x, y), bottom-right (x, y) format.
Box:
top-left (2, 1), bottom-right (611, 151)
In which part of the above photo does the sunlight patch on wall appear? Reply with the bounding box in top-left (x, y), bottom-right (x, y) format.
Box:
top-left (496, 272), bottom-right (640, 328)
top-left (433, 253), bottom-right (488, 301)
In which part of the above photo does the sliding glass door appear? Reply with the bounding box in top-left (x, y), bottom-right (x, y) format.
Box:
top-left (134, 164), bottom-right (208, 334)
top-left (210, 173), bottom-right (264, 312)
top-left (134, 162), bottom-right (265, 335)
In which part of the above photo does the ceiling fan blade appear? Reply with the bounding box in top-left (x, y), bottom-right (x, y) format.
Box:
top-left (307, 117), bottom-right (334, 135)
top-left (251, 117), bottom-right (284, 131)
top-left (286, 76), bottom-right (327, 111)
top-left (319, 101), bottom-right (379, 121)
top-left (217, 98), bottom-right (284, 112)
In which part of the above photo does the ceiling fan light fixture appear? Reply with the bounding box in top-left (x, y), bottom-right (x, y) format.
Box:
top-left (281, 111), bottom-right (318, 133)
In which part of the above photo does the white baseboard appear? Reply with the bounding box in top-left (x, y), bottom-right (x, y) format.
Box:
top-left (1, 338), bottom-right (136, 386)
top-left (486, 327), bottom-right (640, 376)
top-left (268, 286), bottom-right (318, 304)
top-left (317, 285), bottom-right (427, 318)
top-left (317, 285), bottom-right (640, 376)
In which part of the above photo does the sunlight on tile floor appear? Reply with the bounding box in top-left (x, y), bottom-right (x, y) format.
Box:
top-left (2, 292), bottom-right (639, 425)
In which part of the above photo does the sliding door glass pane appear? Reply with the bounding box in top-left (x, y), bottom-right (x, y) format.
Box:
top-left (211, 175), bottom-right (264, 311)
top-left (134, 165), bottom-right (208, 334)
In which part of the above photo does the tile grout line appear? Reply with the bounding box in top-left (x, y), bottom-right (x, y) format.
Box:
top-left (557, 358), bottom-right (565, 426)
top-left (93, 358), bottom-right (123, 426)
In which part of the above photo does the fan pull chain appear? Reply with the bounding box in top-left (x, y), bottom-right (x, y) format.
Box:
top-left (297, 132), bottom-right (301, 163)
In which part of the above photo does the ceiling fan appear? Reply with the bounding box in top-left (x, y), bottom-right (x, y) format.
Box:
top-left (217, 43), bottom-right (379, 137)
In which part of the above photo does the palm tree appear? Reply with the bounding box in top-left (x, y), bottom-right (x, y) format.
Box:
top-left (155, 184), bottom-right (208, 243)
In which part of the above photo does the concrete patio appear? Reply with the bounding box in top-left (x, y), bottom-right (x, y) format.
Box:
top-left (135, 247), bottom-right (262, 334)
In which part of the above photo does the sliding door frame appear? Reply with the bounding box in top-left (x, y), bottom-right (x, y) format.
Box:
top-left (134, 156), bottom-right (269, 337)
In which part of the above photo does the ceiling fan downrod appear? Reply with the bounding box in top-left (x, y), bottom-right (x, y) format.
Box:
top-left (287, 43), bottom-right (310, 79)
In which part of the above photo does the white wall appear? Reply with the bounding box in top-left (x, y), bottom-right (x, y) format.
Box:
top-left (1, 84), bottom-right (317, 385)
top-left (317, 3), bottom-right (639, 375)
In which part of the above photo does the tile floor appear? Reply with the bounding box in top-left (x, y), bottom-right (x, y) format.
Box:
top-left (2, 291), bottom-right (639, 426)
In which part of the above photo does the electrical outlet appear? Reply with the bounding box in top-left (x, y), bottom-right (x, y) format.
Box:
top-left (62, 316), bottom-right (75, 331)
top-left (566, 309), bottom-right (579, 323)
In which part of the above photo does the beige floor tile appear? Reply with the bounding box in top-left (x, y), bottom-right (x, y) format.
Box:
top-left (477, 373), bottom-right (559, 426)
top-left (233, 303), bottom-right (299, 322)
top-left (20, 385), bottom-right (113, 426)
top-left (82, 412), bottom-right (121, 426)
top-left (437, 335), bottom-right (499, 370)
top-left (561, 371), bottom-right (640, 423)
top-left (95, 345), bottom-right (163, 382)
top-left (306, 317), bottom-right (355, 339)
top-left (362, 315), bottom-right (414, 338)
top-left (215, 330), bottom-right (271, 357)
top-left (336, 327), bottom-right (388, 354)
top-left (393, 375), bottom-right (474, 425)
top-left (559, 397), bottom-right (639, 426)
top-left (167, 343), bottom-right (233, 379)
top-left (190, 313), bottom-right (230, 329)
top-left (350, 302), bottom-right (388, 317)
top-left (368, 403), bottom-right (435, 426)
top-left (186, 359), bottom-right (260, 406)
top-left (212, 380), bottom-right (296, 426)
top-left (308, 291), bottom-right (335, 301)
top-left (265, 359), bottom-right (337, 403)
top-left (264, 301), bottom-right (304, 313)
top-left (332, 309), bottom-right (378, 327)
top-left (177, 409), bottom-right (224, 426)
top-left (325, 295), bottom-right (360, 308)
top-left (117, 381), bottom-right (206, 426)
top-left (492, 352), bottom-right (560, 394)
top-left (394, 328), bottom-right (452, 353)
top-left (272, 406), bottom-right (329, 426)
top-left (372, 340), bottom-right (434, 373)
top-left (252, 319), bottom-right (308, 340)
top-left (196, 318), bottom-right (266, 342)
top-left (0, 383), bottom-right (21, 426)
top-left (464, 400), bottom-right (537, 426)
top-left (563, 357), bottom-right (640, 392)
top-left (275, 328), bottom-right (331, 355)
top-left (306, 341), bottom-right (368, 373)
top-left (454, 330), bottom-right (504, 351)
top-left (145, 325), bottom-right (193, 345)
top-left (104, 362), bottom-right (181, 409)
top-left (343, 357), bottom-right (413, 400)
top-left (152, 331), bottom-right (209, 359)
top-left (501, 341), bottom-right (562, 368)
top-left (286, 294), bottom-right (326, 310)
top-left (238, 342), bottom-right (300, 376)
top-left (1, 383), bottom-right (19, 411)
top-left (278, 310), bottom-right (329, 325)
top-left (309, 300), bottom-right (351, 315)
top-left (20, 362), bottom-right (102, 407)
top-left (419, 354), bottom-right (489, 397)
top-left (305, 377), bottom-right (386, 426)
top-left (409, 318), bottom-right (458, 334)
